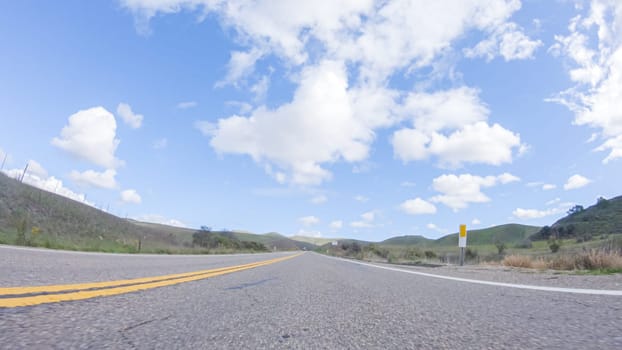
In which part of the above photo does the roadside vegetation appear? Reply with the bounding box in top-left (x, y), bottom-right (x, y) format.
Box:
top-left (502, 238), bottom-right (622, 273)
top-left (0, 173), bottom-right (308, 254)
top-left (318, 196), bottom-right (622, 273)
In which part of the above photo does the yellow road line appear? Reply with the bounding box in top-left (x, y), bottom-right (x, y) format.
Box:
top-left (0, 255), bottom-right (290, 296)
top-left (0, 253), bottom-right (301, 308)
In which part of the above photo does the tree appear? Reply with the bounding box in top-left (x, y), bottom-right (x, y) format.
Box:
top-left (567, 205), bottom-right (584, 216)
top-left (494, 240), bottom-right (506, 255)
top-left (548, 238), bottom-right (561, 253)
top-left (596, 197), bottom-right (610, 208)
top-left (533, 225), bottom-right (551, 240)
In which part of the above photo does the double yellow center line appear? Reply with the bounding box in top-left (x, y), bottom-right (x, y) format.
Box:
top-left (0, 253), bottom-right (301, 308)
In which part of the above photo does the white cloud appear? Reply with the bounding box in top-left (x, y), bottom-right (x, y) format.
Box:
top-left (399, 87), bottom-right (489, 133)
top-left (207, 61), bottom-right (374, 185)
top-left (527, 181), bottom-right (556, 190)
top-left (26, 160), bottom-right (48, 178)
top-left (564, 174), bottom-right (591, 190)
top-left (518, 143), bottom-right (530, 156)
top-left (116, 103), bottom-right (144, 129)
top-left (512, 207), bottom-right (564, 219)
top-left (546, 198), bottom-right (561, 206)
top-left (194, 120), bottom-right (217, 137)
top-left (329, 220), bottom-right (343, 230)
top-left (153, 138), bottom-right (168, 149)
top-left (133, 214), bottom-right (187, 228)
top-left (360, 211), bottom-right (375, 222)
top-left (431, 173), bottom-right (519, 211)
top-left (218, 49), bottom-right (264, 87)
top-left (296, 229), bottom-right (323, 238)
top-left (354, 195), bottom-right (369, 202)
top-left (464, 22), bottom-right (542, 61)
top-left (350, 221), bottom-right (373, 228)
top-left (2, 163), bottom-right (93, 206)
top-left (299, 215), bottom-right (320, 226)
top-left (123, 0), bottom-right (533, 183)
top-left (426, 223), bottom-right (446, 234)
top-left (472, 218), bottom-right (481, 225)
top-left (250, 75), bottom-right (270, 101)
top-left (310, 195), bottom-right (327, 204)
top-left (596, 135), bottom-right (622, 163)
top-left (400, 197), bottom-right (437, 215)
top-left (177, 101), bottom-right (197, 109)
top-left (548, 1), bottom-right (622, 163)
top-left (121, 189), bottom-right (142, 204)
top-left (122, 0), bottom-right (533, 79)
top-left (498, 172), bottom-right (521, 184)
top-left (350, 210), bottom-right (376, 228)
top-left (52, 107), bottom-right (122, 169)
top-left (392, 88), bottom-right (521, 167)
top-left (400, 181), bottom-right (416, 187)
top-left (70, 169), bottom-right (117, 189)
top-left (225, 101), bottom-right (253, 115)
top-left (392, 122), bottom-right (521, 168)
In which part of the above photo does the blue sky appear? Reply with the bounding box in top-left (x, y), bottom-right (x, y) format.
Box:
top-left (1, 0), bottom-right (621, 241)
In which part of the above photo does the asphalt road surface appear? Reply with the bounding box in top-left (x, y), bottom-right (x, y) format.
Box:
top-left (1, 246), bottom-right (621, 349)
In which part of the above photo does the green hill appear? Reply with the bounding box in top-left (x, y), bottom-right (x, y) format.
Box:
top-left (0, 173), bottom-right (311, 253)
top-left (289, 235), bottom-right (340, 246)
top-left (531, 196), bottom-right (622, 240)
top-left (224, 231), bottom-right (316, 250)
top-left (435, 224), bottom-right (540, 246)
top-left (381, 235), bottom-right (434, 246)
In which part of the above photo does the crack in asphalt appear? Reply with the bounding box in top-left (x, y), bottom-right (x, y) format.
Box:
top-left (224, 277), bottom-right (278, 290)
top-left (119, 315), bottom-right (172, 349)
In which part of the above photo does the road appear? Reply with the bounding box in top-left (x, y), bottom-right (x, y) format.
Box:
top-left (1, 246), bottom-right (621, 349)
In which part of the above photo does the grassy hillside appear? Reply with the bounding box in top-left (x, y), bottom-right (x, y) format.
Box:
top-left (531, 196), bottom-right (622, 240)
top-left (0, 173), bottom-right (310, 253)
top-left (435, 224), bottom-right (540, 246)
top-left (224, 231), bottom-right (316, 251)
top-left (381, 235), bottom-right (434, 246)
top-left (289, 235), bottom-right (340, 246)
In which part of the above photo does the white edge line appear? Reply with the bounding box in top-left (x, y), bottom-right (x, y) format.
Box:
top-left (317, 253), bottom-right (622, 296)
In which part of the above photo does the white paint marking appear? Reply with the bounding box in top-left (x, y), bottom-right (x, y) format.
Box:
top-left (320, 254), bottom-right (622, 296)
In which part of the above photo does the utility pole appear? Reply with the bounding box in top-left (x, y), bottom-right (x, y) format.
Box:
top-left (19, 162), bottom-right (29, 182)
top-left (0, 153), bottom-right (6, 171)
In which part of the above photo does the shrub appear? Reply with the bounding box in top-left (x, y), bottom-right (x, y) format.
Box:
top-left (548, 238), bottom-right (561, 253)
top-left (465, 248), bottom-right (478, 260)
top-left (494, 240), bottom-right (506, 255)
top-left (424, 250), bottom-right (437, 259)
top-left (404, 247), bottom-right (422, 260)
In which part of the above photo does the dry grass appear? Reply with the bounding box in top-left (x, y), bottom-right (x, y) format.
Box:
top-left (531, 257), bottom-right (548, 270)
top-left (502, 249), bottom-right (622, 271)
top-left (502, 255), bottom-right (533, 268)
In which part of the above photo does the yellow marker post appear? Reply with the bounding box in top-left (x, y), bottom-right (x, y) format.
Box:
top-left (459, 224), bottom-right (467, 266)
